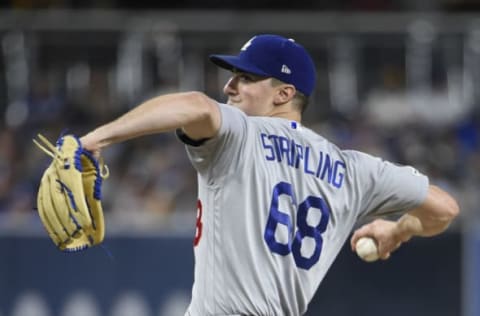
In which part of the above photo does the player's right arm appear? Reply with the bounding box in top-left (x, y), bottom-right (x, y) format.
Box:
top-left (351, 184), bottom-right (459, 259)
top-left (80, 91), bottom-right (221, 152)
top-left (394, 184), bottom-right (459, 238)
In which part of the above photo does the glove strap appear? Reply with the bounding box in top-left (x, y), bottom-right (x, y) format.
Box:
top-left (33, 134), bottom-right (60, 160)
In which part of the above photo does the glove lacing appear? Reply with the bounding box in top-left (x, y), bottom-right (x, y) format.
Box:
top-left (33, 134), bottom-right (109, 179)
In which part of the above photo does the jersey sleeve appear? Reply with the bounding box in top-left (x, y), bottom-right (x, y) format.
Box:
top-left (344, 150), bottom-right (430, 219)
top-left (176, 103), bottom-right (248, 181)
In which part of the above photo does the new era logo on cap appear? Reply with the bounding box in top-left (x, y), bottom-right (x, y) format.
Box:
top-left (209, 34), bottom-right (316, 96)
top-left (281, 64), bottom-right (291, 74)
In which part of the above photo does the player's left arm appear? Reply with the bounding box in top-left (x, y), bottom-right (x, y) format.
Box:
top-left (351, 184), bottom-right (459, 260)
top-left (80, 91), bottom-right (221, 153)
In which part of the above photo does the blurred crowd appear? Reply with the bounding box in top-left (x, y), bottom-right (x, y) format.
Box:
top-left (0, 17), bottom-right (478, 235)
top-left (0, 72), bottom-right (198, 234)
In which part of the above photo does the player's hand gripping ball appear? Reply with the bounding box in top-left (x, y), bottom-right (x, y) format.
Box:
top-left (33, 134), bottom-right (109, 252)
top-left (355, 237), bottom-right (379, 262)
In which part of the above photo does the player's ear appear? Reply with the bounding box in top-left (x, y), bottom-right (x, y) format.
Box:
top-left (273, 84), bottom-right (296, 105)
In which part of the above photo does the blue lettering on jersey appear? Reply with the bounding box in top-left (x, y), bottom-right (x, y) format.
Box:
top-left (320, 151), bottom-right (333, 182)
top-left (279, 136), bottom-right (293, 166)
top-left (261, 133), bottom-right (275, 161)
top-left (304, 147), bottom-right (315, 175)
top-left (269, 135), bottom-right (282, 162)
top-left (295, 143), bottom-right (303, 169)
top-left (260, 133), bottom-right (345, 189)
top-left (332, 160), bottom-right (346, 188)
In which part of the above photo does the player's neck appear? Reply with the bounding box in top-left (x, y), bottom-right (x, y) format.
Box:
top-left (270, 110), bottom-right (301, 123)
top-left (267, 101), bottom-right (302, 122)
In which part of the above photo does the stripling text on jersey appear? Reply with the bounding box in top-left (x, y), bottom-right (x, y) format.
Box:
top-left (260, 133), bottom-right (345, 189)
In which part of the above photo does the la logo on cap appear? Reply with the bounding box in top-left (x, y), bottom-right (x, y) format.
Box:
top-left (241, 36), bottom-right (256, 51)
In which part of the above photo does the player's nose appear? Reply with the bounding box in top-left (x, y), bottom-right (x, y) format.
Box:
top-left (223, 76), bottom-right (238, 96)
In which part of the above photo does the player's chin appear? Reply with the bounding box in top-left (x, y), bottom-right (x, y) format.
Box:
top-left (226, 99), bottom-right (239, 106)
top-left (227, 101), bottom-right (253, 114)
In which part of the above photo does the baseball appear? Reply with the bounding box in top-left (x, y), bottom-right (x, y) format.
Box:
top-left (355, 237), bottom-right (379, 262)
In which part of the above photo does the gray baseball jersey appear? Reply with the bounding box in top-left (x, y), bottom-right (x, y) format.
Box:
top-left (178, 103), bottom-right (429, 316)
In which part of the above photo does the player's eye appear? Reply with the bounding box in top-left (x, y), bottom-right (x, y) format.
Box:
top-left (237, 73), bottom-right (266, 83)
top-left (237, 74), bottom-right (254, 82)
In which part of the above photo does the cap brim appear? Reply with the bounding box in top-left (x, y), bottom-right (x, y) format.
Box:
top-left (209, 54), bottom-right (270, 77)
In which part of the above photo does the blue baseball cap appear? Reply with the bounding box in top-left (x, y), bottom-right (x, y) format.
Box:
top-left (210, 34), bottom-right (317, 96)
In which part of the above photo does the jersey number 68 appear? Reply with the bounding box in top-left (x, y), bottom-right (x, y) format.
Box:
top-left (263, 181), bottom-right (330, 270)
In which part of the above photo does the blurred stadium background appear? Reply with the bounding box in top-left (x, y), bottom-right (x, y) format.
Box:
top-left (0, 0), bottom-right (478, 315)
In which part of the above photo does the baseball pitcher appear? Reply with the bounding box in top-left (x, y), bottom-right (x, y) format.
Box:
top-left (74, 34), bottom-right (459, 316)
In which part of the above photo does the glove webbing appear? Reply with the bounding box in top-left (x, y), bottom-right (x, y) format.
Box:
top-left (33, 134), bottom-right (110, 179)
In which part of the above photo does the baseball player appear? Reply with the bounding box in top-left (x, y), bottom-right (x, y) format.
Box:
top-left (80, 34), bottom-right (459, 316)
